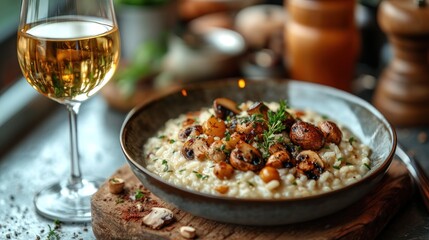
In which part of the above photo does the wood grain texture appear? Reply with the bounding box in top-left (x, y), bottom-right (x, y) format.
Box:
top-left (91, 160), bottom-right (412, 240)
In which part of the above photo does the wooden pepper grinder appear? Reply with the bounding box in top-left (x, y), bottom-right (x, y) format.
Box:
top-left (373, 0), bottom-right (429, 126)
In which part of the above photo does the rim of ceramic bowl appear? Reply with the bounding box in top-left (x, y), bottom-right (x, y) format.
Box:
top-left (120, 78), bottom-right (397, 204)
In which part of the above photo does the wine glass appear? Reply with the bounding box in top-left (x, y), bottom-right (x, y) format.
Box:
top-left (16, 0), bottom-right (120, 222)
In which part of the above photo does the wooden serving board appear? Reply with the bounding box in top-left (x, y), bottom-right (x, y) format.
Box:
top-left (91, 159), bottom-right (413, 240)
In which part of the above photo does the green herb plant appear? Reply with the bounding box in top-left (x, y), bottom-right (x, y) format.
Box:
top-left (115, 40), bottom-right (168, 97)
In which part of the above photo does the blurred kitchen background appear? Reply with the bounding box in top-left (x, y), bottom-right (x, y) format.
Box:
top-left (0, 0), bottom-right (386, 106)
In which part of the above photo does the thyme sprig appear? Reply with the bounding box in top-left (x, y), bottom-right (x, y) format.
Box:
top-left (261, 100), bottom-right (289, 155)
top-left (46, 220), bottom-right (61, 240)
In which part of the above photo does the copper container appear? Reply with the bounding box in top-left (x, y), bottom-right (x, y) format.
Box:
top-left (284, 0), bottom-right (360, 91)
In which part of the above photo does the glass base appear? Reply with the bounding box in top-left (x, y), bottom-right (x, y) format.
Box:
top-left (34, 177), bottom-right (103, 222)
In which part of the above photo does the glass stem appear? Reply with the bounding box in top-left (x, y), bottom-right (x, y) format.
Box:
top-left (67, 103), bottom-right (83, 189)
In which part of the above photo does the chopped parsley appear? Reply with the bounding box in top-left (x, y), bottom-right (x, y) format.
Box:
top-left (220, 144), bottom-right (230, 154)
top-left (162, 159), bottom-right (169, 172)
top-left (134, 190), bottom-right (145, 200)
top-left (333, 165), bottom-right (341, 170)
top-left (225, 115), bottom-right (232, 124)
top-left (193, 171), bottom-right (209, 180)
top-left (349, 137), bottom-right (355, 145)
top-left (225, 131), bottom-right (231, 141)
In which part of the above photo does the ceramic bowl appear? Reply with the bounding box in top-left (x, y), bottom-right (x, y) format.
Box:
top-left (120, 79), bottom-right (396, 225)
top-left (164, 28), bottom-right (246, 82)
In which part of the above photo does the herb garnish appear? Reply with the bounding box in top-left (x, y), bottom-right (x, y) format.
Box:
top-left (162, 159), bottom-right (169, 172)
top-left (193, 171), bottom-right (209, 180)
top-left (225, 131), bottom-right (231, 141)
top-left (220, 144), bottom-right (231, 155)
top-left (349, 137), bottom-right (355, 145)
top-left (46, 225), bottom-right (60, 240)
top-left (134, 190), bottom-right (145, 200)
top-left (46, 220), bottom-right (61, 240)
top-left (261, 100), bottom-right (289, 156)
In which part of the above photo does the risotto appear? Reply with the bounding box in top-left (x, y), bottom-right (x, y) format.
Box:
top-left (144, 98), bottom-right (371, 199)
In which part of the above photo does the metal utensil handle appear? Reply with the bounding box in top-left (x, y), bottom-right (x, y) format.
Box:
top-left (397, 145), bottom-right (429, 211)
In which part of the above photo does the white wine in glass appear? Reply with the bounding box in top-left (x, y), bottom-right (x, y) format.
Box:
top-left (17, 0), bottom-right (120, 222)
